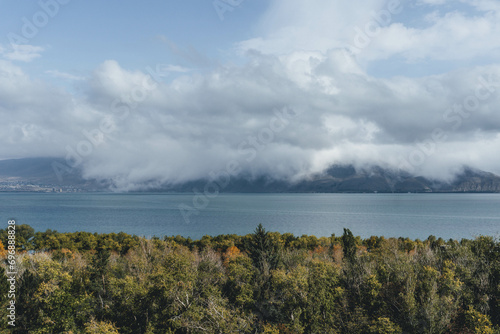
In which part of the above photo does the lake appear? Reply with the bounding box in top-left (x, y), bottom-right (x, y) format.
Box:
top-left (0, 192), bottom-right (499, 240)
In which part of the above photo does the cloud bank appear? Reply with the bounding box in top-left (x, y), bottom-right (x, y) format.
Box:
top-left (1, 0), bottom-right (500, 190)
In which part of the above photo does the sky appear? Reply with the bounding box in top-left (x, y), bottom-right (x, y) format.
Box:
top-left (1, 0), bottom-right (500, 190)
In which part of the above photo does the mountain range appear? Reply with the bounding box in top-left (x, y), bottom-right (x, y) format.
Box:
top-left (1, 158), bottom-right (500, 193)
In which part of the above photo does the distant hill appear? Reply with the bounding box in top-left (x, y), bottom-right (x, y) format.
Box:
top-left (0, 157), bottom-right (105, 190)
top-left (162, 164), bottom-right (500, 193)
top-left (289, 165), bottom-right (500, 193)
top-left (0, 157), bottom-right (61, 179)
top-left (0, 158), bottom-right (499, 193)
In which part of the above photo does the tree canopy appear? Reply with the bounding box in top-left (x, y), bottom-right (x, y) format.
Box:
top-left (0, 225), bottom-right (499, 333)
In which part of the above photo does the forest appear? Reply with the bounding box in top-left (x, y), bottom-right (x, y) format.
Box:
top-left (0, 224), bottom-right (499, 334)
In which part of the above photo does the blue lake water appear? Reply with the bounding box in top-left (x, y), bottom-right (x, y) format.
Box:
top-left (0, 192), bottom-right (499, 240)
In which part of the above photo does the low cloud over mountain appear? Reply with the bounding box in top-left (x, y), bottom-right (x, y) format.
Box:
top-left (1, 158), bottom-right (500, 194)
top-left (1, 1), bottom-right (500, 191)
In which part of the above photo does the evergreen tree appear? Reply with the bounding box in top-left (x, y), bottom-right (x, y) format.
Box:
top-left (248, 224), bottom-right (281, 272)
top-left (88, 248), bottom-right (111, 320)
top-left (342, 228), bottom-right (357, 264)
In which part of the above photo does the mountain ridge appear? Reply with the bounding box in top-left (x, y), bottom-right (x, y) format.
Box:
top-left (1, 158), bottom-right (499, 193)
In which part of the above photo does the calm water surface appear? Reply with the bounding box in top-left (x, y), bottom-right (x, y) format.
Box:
top-left (0, 193), bottom-right (499, 240)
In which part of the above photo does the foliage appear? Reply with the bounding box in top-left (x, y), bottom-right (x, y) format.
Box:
top-left (84, 318), bottom-right (120, 334)
top-left (2, 225), bottom-right (499, 334)
top-left (0, 224), bottom-right (34, 251)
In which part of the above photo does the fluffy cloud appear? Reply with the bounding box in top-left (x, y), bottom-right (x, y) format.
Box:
top-left (367, 10), bottom-right (500, 62)
top-left (1, 53), bottom-right (499, 190)
top-left (238, 0), bottom-right (500, 70)
top-left (1, 1), bottom-right (500, 190)
top-left (237, 0), bottom-right (389, 56)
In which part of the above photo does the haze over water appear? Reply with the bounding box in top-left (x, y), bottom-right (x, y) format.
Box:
top-left (1, 193), bottom-right (499, 240)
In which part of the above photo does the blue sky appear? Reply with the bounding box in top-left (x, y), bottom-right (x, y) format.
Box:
top-left (1, 0), bottom-right (268, 82)
top-left (2, 0), bottom-right (498, 80)
top-left (1, 0), bottom-right (500, 189)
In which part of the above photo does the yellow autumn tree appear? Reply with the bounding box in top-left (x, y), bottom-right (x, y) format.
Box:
top-left (0, 240), bottom-right (7, 258)
top-left (223, 245), bottom-right (241, 265)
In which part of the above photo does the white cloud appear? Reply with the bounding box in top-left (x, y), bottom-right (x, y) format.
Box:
top-left (161, 65), bottom-right (192, 73)
top-left (0, 60), bottom-right (103, 158)
top-left (1, 1), bottom-right (500, 189)
top-left (417, 0), bottom-right (449, 5)
top-left (237, 0), bottom-right (389, 56)
top-left (1, 55), bottom-right (499, 190)
top-left (366, 9), bottom-right (500, 62)
top-left (45, 70), bottom-right (85, 81)
top-left (1, 44), bottom-right (44, 62)
top-left (237, 0), bottom-right (500, 73)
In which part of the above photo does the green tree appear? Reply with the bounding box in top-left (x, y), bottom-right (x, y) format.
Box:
top-left (248, 224), bottom-right (283, 321)
top-left (16, 253), bottom-right (91, 333)
top-left (146, 244), bottom-right (197, 332)
top-left (464, 306), bottom-right (494, 334)
top-left (84, 318), bottom-right (120, 334)
top-left (248, 224), bottom-right (281, 272)
top-left (0, 224), bottom-right (35, 251)
top-left (224, 251), bottom-right (256, 309)
top-left (305, 259), bottom-right (344, 333)
top-left (269, 265), bottom-right (308, 331)
top-left (342, 228), bottom-right (357, 264)
top-left (88, 248), bottom-right (111, 320)
top-left (368, 317), bottom-right (402, 334)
